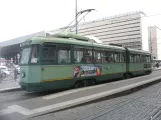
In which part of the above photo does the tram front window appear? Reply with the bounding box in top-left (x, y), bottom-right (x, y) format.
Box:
top-left (20, 47), bottom-right (31, 64)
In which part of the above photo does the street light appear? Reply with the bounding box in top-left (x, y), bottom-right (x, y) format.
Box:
top-left (63, 0), bottom-right (95, 33)
top-left (75, 0), bottom-right (78, 34)
top-left (75, 0), bottom-right (95, 34)
top-left (0, 46), bottom-right (2, 59)
top-left (76, 9), bottom-right (95, 34)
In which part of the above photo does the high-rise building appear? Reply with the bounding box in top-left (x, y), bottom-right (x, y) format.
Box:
top-left (148, 26), bottom-right (161, 59)
top-left (49, 11), bottom-right (149, 51)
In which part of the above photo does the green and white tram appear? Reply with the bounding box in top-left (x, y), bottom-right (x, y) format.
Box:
top-left (19, 32), bottom-right (152, 92)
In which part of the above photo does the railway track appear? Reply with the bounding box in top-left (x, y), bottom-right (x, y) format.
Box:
top-left (27, 72), bottom-right (161, 120)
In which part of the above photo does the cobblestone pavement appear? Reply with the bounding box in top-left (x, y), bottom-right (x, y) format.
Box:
top-left (28, 80), bottom-right (161, 120)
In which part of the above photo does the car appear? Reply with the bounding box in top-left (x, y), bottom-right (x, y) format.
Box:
top-left (0, 66), bottom-right (10, 77)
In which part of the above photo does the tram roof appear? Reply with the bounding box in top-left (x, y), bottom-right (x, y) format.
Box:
top-left (128, 48), bottom-right (150, 54)
top-left (23, 31), bottom-right (150, 54)
top-left (28, 36), bottom-right (126, 51)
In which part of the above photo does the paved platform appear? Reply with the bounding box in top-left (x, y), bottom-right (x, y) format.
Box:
top-left (0, 80), bottom-right (20, 92)
top-left (0, 75), bottom-right (20, 92)
top-left (37, 77), bottom-right (161, 120)
top-left (0, 71), bottom-right (161, 120)
top-left (153, 67), bottom-right (161, 71)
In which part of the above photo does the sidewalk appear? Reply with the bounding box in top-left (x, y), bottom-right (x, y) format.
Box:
top-left (153, 67), bottom-right (161, 71)
top-left (0, 79), bottom-right (20, 92)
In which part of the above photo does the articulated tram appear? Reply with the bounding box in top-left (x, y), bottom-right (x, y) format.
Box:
top-left (19, 32), bottom-right (152, 92)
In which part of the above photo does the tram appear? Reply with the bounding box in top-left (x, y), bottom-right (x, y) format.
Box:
top-left (19, 32), bottom-right (152, 92)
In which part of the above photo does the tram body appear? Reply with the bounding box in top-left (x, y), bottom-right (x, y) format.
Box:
top-left (19, 32), bottom-right (152, 92)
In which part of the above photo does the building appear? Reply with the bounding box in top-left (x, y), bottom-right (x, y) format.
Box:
top-left (49, 11), bottom-right (149, 51)
top-left (0, 31), bottom-right (46, 64)
top-left (148, 26), bottom-right (161, 59)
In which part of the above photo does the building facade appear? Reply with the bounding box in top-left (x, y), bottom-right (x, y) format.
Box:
top-left (148, 26), bottom-right (161, 59)
top-left (0, 31), bottom-right (46, 65)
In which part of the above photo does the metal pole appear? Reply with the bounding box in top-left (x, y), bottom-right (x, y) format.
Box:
top-left (0, 46), bottom-right (1, 80)
top-left (150, 31), bottom-right (153, 55)
top-left (75, 0), bottom-right (78, 34)
top-left (0, 46), bottom-right (1, 66)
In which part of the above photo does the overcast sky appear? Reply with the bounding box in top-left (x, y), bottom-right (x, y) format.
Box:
top-left (0, 0), bottom-right (161, 42)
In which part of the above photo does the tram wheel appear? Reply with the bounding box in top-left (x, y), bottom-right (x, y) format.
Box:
top-left (88, 79), bottom-right (96, 86)
top-left (123, 73), bottom-right (130, 79)
top-left (83, 80), bottom-right (89, 87)
top-left (73, 81), bottom-right (81, 88)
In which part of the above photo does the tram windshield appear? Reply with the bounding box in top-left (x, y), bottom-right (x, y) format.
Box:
top-left (20, 47), bottom-right (31, 64)
top-left (20, 45), bottom-right (40, 64)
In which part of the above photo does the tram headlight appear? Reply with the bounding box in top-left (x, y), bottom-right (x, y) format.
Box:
top-left (21, 72), bottom-right (25, 78)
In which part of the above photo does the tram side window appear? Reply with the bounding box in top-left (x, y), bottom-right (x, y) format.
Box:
top-left (114, 52), bottom-right (120, 62)
top-left (130, 54), bottom-right (134, 63)
top-left (133, 54), bottom-right (137, 63)
top-left (141, 55), bottom-right (144, 62)
top-left (94, 50), bottom-right (101, 63)
top-left (142, 55), bottom-right (146, 63)
top-left (149, 56), bottom-right (151, 62)
top-left (31, 45), bottom-right (40, 63)
top-left (58, 46), bottom-right (71, 64)
top-left (136, 54), bottom-right (140, 63)
top-left (74, 48), bottom-right (84, 63)
top-left (80, 48), bottom-right (92, 64)
top-left (145, 55), bottom-right (151, 63)
top-left (149, 56), bottom-right (152, 62)
top-left (145, 56), bottom-right (148, 63)
top-left (101, 51), bottom-right (108, 63)
top-left (42, 45), bottom-right (56, 64)
top-left (120, 52), bottom-right (125, 62)
top-left (108, 52), bottom-right (114, 62)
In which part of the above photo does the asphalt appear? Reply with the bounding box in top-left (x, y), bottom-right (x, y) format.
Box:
top-left (0, 70), bottom-right (160, 120)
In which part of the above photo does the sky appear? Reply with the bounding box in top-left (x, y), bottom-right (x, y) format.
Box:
top-left (0, 0), bottom-right (161, 42)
